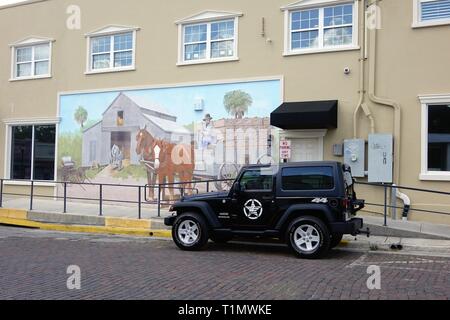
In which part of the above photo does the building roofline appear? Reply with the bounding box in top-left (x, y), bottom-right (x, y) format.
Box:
top-left (0, 0), bottom-right (49, 11)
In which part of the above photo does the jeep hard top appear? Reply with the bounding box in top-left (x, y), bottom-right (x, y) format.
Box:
top-left (165, 161), bottom-right (366, 259)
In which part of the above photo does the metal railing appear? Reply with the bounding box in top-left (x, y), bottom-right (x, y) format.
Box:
top-left (354, 181), bottom-right (450, 226)
top-left (0, 178), bottom-right (235, 219)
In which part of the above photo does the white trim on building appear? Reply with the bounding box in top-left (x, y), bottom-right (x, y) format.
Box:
top-left (176, 10), bottom-right (242, 66)
top-left (412, 0), bottom-right (450, 28)
top-left (3, 118), bottom-right (60, 183)
top-left (9, 36), bottom-right (54, 81)
top-left (282, 0), bottom-right (359, 56)
top-left (419, 94), bottom-right (450, 181)
top-left (85, 25), bottom-right (140, 75)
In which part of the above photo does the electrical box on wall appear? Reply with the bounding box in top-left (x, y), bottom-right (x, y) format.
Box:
top-left (344, 139), bottom-right (365, 177)
top-left (368, 134), bottom-right (393, 183)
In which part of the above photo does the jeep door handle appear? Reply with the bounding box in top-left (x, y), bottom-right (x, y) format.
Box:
top-left (262, 196), bottom-right (274, 201)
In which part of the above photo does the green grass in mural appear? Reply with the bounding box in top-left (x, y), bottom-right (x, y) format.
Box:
top-left (85, 166), bottom-right (105, 179)
top-left (114, 165), bottom-right (148, 180)
top-left (58, 132), bottom-right (82, 168)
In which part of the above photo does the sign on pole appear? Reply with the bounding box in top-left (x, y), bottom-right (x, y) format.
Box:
top-left (280, 140), bottom-right (291, 160)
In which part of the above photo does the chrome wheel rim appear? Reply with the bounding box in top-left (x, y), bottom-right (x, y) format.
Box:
top-left (294, 224), bottom-right (321, 252)
top-left (178, 220), bottom-right (200, 245)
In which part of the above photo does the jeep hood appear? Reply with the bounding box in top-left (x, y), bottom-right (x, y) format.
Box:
top-left (182, 191), bottom-right (229, 202)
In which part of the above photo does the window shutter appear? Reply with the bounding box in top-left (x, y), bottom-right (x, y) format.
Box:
top-left (421, 0), bottom-right (450, 21)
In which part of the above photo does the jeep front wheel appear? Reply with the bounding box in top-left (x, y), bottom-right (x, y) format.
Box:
top-left (330, 233), bottom-right (344, 248)
top-left (287, 216), bottom-right (330, 259)
top-left (172, 213), bottom-right (209, 251)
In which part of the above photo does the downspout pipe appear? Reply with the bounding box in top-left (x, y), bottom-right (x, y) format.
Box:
top-left (353, 0), bottom-right (376, 138)
top-left (367, 0), bottom-right (409, 219)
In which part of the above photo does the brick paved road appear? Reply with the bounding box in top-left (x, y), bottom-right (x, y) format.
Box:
top-left (0, 226), bottom-right (448, 300)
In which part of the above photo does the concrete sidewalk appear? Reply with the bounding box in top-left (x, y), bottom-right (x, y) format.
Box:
top-left (340, 235), bottom-right (450, 258)
top-left (1, 195), bottom-right (172, 220)
top-left (361, 214), bottom-right (450, 240)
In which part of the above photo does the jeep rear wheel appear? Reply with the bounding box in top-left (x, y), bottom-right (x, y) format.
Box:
top-left (172, 212), bottom-right (209, 251)
top-left (287, 216), bottom-right (330, 259)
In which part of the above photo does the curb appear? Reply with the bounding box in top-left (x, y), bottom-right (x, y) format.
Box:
top-left (338, 235), bottom-right (450, 257)
top-left (0, 208), bottom-right (172, 239)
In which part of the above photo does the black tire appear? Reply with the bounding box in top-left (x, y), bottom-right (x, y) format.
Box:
top-left (210, 234), bottom-right (233, 244)
top-left (172, 212), bottom-right (209, 251)
top-left (286, 216), bottom-right (330, 259)
top-left (330, 233), bottom-right (344, 249)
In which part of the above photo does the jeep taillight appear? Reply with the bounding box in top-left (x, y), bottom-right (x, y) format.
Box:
top-left (342, 198), bottom-right (350, 210)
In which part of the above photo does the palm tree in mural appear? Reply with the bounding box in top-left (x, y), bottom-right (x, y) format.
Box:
top-left (74, 106), bottom-right (88, 128)
top-left (224, 90), bottom-right (253, 119)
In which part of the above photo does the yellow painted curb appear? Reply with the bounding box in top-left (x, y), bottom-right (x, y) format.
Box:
top-left (105, 217), bottom-right (151, 229)
top-left (0, 208), bottom-right (28, 220)
top-left (0, 216), bottom-right (172, 238)
top-left (339, 240), bottom-right (349, 246)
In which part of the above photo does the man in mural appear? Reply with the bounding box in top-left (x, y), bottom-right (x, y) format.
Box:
top-left (200, 114), bottom-right (215, 150)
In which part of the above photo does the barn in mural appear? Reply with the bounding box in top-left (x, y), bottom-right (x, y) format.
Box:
top-left (57, 78), bottom-right (281, 199)
top-left (81, 92), bottom-right (191, 168)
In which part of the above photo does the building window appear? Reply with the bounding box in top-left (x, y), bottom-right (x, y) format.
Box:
top-left (117, 111), bottom-right (124, 126)
top-left (420, 95), bottom-right (450, 180)
top-left (85, 25), bottom-right (139, 74)
top-left (176, 11), bottom-right (242, 65)
top-left (182, 19), bottom-right (237, 63)
top-left (9, 125), bottom-right (56, 181)
top-left (283, 1), bottom-right (358, 55)
top-left (414, 0), bottom-right (450, 27)
top-left (11, 41), bottom-right (52, 80)
top-left (90, 32), bottom-right (133, 71)
top-left (427, 105), bottom-right (450, 172)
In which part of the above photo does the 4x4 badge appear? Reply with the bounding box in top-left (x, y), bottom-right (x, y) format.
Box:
top-left (243, 199), bottom-right (263, 220)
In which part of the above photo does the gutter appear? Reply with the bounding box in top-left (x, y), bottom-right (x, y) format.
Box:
top-left (353, 0), bottom-right (375, 139)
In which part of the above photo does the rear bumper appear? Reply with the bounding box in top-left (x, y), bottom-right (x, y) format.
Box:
top-left (330, 218), bottom-right (364, 236)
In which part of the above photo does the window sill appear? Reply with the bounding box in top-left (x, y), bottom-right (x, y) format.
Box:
top-left (412, 20), bottom-right (450, 29)
top-left (177, 57), bottom-right (239, 66)
top-left (419, 172), bottom-right (450, 181)
top-left (85, 67), bottom-right (135, 75)
top-left (9, 75), bottom-right (52, 82)
top-left (2, 180), bottom-right (57, 187)
top-left (284, 45), bottom-right (360, 56)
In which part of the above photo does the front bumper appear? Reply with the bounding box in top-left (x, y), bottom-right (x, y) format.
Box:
top-left (164, 215), bottom-right (176, 226)
top-left (330, 218), bottom-right (364, 236)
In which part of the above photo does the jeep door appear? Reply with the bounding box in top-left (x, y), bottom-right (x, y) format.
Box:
top-left (230, 167), bottom-right (277, 229)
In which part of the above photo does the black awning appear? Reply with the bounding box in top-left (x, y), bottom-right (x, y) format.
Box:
top-left (270, 100), bottom-right (338, 130)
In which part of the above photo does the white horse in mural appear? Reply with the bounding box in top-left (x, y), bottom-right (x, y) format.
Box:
top-left (110, 144), bottom-right (123, 170)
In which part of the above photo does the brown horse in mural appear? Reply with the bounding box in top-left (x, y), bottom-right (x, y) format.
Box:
top-left (135, 127), bottom-right (195, 201)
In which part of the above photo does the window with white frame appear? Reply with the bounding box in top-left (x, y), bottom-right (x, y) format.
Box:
top-left (283, 1), bottom-right (358, 55)
top-left (427, 104), bottom-right (450, 172)
top-left (8, 124), bottom-right (56, 181)
top-left (11, 41), bottom-right (52, 80)
top-left (182, 19), bottom-right (237, 63)
top-left (176, 11), bottom-right (241, 65)
top-left (414, 0), bottom-right (450, 27)
top-left (420, 95), bottom-right (450, 180)
top-left (86, 26), bottom-right (138, 73)
top-left (90, 32), bottom-right (133, 70)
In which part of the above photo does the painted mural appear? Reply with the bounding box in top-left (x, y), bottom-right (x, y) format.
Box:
top-left (57, 79), bottom-right (281, 200)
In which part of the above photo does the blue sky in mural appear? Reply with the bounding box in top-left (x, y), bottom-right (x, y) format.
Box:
top-left (59, 79), bottom-right (281, 134)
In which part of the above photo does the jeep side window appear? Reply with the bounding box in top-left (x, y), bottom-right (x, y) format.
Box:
top-left (281, 167), bottom-right (334, 191)
top-left (240, 169), bottom-right (273, 191)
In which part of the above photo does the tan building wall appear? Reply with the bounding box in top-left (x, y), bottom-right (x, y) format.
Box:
top-left (0, 0), bottom-right (450, 224)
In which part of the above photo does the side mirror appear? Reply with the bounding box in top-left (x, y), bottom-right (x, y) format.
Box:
top-left (233, 182), bottom-right (241, 193)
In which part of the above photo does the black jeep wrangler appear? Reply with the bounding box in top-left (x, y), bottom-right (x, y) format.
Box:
top-left (165, 162), bottom-right (366, 259)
